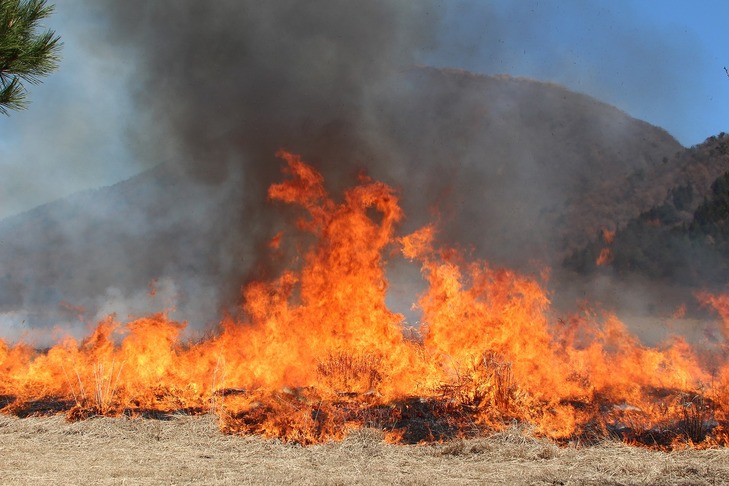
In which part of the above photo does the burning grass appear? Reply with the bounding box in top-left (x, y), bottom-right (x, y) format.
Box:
top-left (1, 151), bottom-right (729, 450)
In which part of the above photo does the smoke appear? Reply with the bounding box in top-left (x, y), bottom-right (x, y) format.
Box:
top-left (0, 1), bottom-right (715, 340)
top-left (0, 1), bottom-right (447, 335)
top-left (0, 2), bottom-right (141, 220)
top-left (94, 1), bottom-right (438, 183)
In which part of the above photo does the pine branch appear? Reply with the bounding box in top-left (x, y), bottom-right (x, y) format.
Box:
top-left (0, 76), bottom-right (25, 114)
top-left (0, 0), bottom-right (61, 114)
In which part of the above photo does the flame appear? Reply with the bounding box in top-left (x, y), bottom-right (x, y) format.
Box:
top-left (1, 151), bottom-right (728, 447)
top-left (602, 228), bottom-right (616, 244)
top-left (596, 228), bottom-right (615, 266)
top-left (595, 247), bottom-right (612, 266)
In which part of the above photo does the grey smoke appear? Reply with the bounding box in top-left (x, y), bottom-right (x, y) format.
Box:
top-left (0, 1), bottom-right (445, 341)
top-left (95, 1), bottom-right (439, 183)
top-left (0, 1), bottom-right (716, 342)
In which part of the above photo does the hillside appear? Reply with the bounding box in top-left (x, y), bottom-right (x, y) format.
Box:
top-left (0, 69), bottom-right (691, 333)
top-left (380, 68), bottom-right (683, 263)
top-left (565, 133), bottom-right (729, 289)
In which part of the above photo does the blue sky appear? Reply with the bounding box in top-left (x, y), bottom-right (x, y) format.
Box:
top-left (429, 0), bottom-right (729, 147)
top-left (0, 1), bottom-right (726, 220)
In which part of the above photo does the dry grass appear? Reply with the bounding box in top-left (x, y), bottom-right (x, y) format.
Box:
top-left (1, 415), bottom-right (728, 485)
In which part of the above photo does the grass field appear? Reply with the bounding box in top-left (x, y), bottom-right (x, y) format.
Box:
top-left (1, 414), bottom-right (727, 485)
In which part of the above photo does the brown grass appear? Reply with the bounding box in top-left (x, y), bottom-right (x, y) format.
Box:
top-left (1, 415), bottom-right (728, 485)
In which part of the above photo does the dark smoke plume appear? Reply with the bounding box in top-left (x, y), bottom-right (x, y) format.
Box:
top-left (78, 1), bottom-right (441, 319)
top-left (0, 2), bottom-right (702, 341)
top-left (97, 1), bottom-right (438, 182)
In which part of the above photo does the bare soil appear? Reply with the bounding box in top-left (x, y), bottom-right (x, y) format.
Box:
top-left (1, 414), bottom-right (728, 485)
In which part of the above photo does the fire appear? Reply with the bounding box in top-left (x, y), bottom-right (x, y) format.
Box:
top-left (595, 247), bottom-right (612, 266)
top-left (602, 228), bottom-right (616, 244)
top-left (1, 151), bottom-right (728, 447)
top-left (595, 228), bottom-right (615, 266)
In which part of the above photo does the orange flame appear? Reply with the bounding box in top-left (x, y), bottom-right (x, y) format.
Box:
top-left (596, 228), bottom-right (615, 266)
top-left (596, 247), bottom-right (613, 266)
top-left (1, 151), bottom-right (728, 447)
top-left (602, 228), bottom-right (616, 244)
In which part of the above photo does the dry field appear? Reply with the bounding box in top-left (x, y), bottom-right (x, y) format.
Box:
top-left (1, 414), bottom-right (728, 485)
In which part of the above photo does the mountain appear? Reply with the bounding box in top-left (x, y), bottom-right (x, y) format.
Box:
top-left (0, 163), bottom-right (248, 331)
top-left (386, 68), bottom-right (683, 262)
top-left (0, 68), bottom-right (699, 333)
top-left (565, 133), bottom-right (729, 288)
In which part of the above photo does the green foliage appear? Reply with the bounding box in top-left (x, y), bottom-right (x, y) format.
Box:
top-left (0, 0), bottom-right (61, 114)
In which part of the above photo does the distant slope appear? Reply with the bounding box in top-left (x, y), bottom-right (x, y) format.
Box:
top-left (565, 133), bottom-right (729, 288)
top-left (0, 68), bottom-right (690, 330)
top-left (388, 68), bottom-right (684, 263)
top-left (0, 163), bottom-right (254, 329)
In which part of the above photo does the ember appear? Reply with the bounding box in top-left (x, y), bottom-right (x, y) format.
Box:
top-left (1, 151), bottom-right (728, 448)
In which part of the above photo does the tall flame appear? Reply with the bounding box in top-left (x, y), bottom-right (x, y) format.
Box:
top-left (1, 151), bottom-right (728, 447)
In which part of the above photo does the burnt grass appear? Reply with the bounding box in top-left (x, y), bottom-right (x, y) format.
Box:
top-left (3, 386), bottom-right (725, 449)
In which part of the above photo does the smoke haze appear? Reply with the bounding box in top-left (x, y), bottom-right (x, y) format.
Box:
top-left (96, 1), bottom-right (438, 182)
top-left (0, 1), bottom-right (726, 341)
